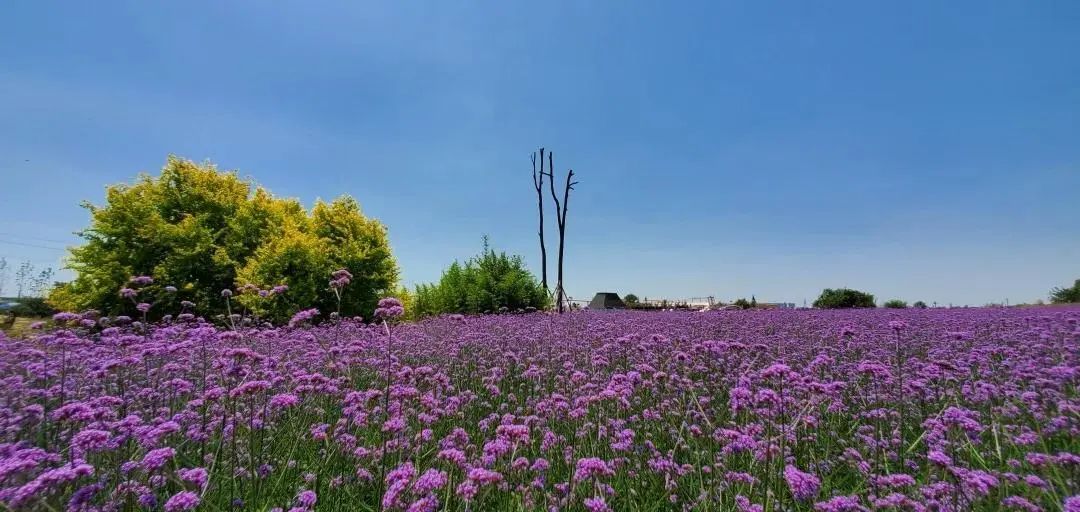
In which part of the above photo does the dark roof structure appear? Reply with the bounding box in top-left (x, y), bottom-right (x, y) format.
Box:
top-left (588, 292), bottom-right (626, 310)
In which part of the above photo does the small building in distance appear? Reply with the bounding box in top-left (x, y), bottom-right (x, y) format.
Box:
top-left (588, 292), bottom-right (627, 310)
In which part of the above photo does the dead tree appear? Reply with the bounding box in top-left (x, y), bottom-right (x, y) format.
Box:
top-left (547, 151), bottom-right (577, 313)
top-left (532, 149), bottom-right (549, 292)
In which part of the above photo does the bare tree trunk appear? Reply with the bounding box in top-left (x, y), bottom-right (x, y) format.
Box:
top-left (532, 149), bottom-right (549, 292)
top-left (547, 151), bottom-right (577, 313)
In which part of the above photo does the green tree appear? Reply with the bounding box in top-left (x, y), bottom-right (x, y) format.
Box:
top-left (412, 239), bottom-right (549, 317)
top-left (883, 299), bottom-right (908, 309)
top-left (733, 298), bottom-right (751, 309)
top-left (1049, 279), bottom-right (1080, 304)
top-left (50, 156), bottom-right (399, 322)
top-left (912, 300), bottom-right (928, 309)
top-left (623, 293), bottom-right (640, 307)
top-left (813, 288), bottom-right (876, 309)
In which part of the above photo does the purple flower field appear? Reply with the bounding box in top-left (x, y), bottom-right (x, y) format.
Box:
top-left (1, 307), bottom-right (1078, 511)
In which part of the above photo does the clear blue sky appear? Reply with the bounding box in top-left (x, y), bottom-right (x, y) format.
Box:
top-left (2, 1), bottom-right (1078, 306)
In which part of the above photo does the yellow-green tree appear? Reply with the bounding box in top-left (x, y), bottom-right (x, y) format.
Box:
top-left (50, 156), bottom-right (399, 322)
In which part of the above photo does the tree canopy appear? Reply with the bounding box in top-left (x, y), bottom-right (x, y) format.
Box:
top-left (1049, 279), bottom-right (1080, 304)
top-left (49, 156), bottom-right (398, 322)
top-left (813, 288), bottom-right (876, 309)
top-left (883, 299), bottom-right (908, 309)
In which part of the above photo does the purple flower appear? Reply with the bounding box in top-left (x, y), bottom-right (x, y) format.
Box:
top-left (52, 312), bottom-right (81, 323)
top-left (229, 380), bottom-right (271, 398)
top-left (270, 393), bottom-right (300, 409)
top-left (1001, 496), bottom-right (1041, 512)
top-left (164, 491), bottom-right (200, 512)
top-left (814, 495), bottom-right (865, 512)
top-left (375, 297), bottom-right (405, 319)
top-left (178, 467), bottom-right (209, 489)
top-left (72, 429), bottom-right (110, 452)
top-left (584, 496), bottom-right (613, 512)
top-left (141, 447), bottom-right (176, 471)
top-left (466, 467), bottom-right (503, 485)
top-left (119, 288), bottom-right (138, 299)
top-left (289, 308), bottom-right (320, 327)
top-left (574, 457), bottom-right (614, 481)
top-left (928, 450), bottom-right (952, 466)
top-left (296, 490), bottom-right (317, 508)
top-left (784, 465), bottom-right (820, 501)
top-left (413, 468), bottom-right (448, 494)
top-left (330, 269), bottom-right (353, 289)
top-left (130, 276), bottom-right (154, 286)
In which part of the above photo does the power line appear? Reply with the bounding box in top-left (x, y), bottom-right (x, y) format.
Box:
top-left (0, 239), bottom-right (67, 251)
top-left (0, 232), bottom-right (75, 245)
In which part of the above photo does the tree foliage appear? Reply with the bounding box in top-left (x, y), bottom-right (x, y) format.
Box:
top-left (623, 293), bottom-right (640, 307)
top-left (1049, 279), bottom-right (1080, 304)
top-left (883, 299), bottom-right (908, 309)
top-left (49, 156), bottom-right (398, 322)
top-left (912, 301), bottom-right (928, 309)
top-left (813, 288), bottom-right (876, 309)
top-left (411, 240), bottom-right (549, 318)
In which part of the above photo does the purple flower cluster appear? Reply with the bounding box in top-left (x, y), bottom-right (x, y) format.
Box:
top-left (330, 269), bottom-right (353, 289)
top-left (375, 297), bottom-right (404, 319)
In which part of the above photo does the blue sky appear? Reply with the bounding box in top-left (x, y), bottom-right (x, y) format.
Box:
top-left (2, 1), bottom-right (1078, 306)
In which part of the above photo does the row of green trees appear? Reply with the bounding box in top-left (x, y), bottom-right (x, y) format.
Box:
top-left (814, 289), bottom-right (935, 309)
top-left (34, 156), bottom-right (1080, 324)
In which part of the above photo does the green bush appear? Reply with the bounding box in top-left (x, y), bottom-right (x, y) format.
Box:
top-left (50, 156), bottom-right (399, 322)
top-left (5, 297), bottom-right (58, 317)
top-left (883, 299), bottom-right (908, 309)
top-left (732, 298), bottom-right (751, 310)
top-left (813, 288), bottom-right (876, 309)
top-left (623, 293), bottom-right (640, 307)
top-left (912, 301), bottom-right (928, 309)
top-left (412, 240), bottom-right (549, 317)
top-left (1049, 279), bottom-right (1080, 304)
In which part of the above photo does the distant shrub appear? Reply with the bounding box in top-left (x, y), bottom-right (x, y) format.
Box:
top-left (412, 239), bottom-right (549, 318)
top-left (10, 297), bottom-right (58, 317)
top-left (883, 299), bottom-right (908, 309)
top-left (733, 298), bottom-right (751, 309)
top-left (813, 288), bottom-right (876, 309)
top-left (912, 301), bottom-right (928, 309)
top-left (623, 293), bottom-right (640, 307)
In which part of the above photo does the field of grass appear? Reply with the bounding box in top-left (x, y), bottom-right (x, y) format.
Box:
top-left (0, 307), bottom-right (1077, 511)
